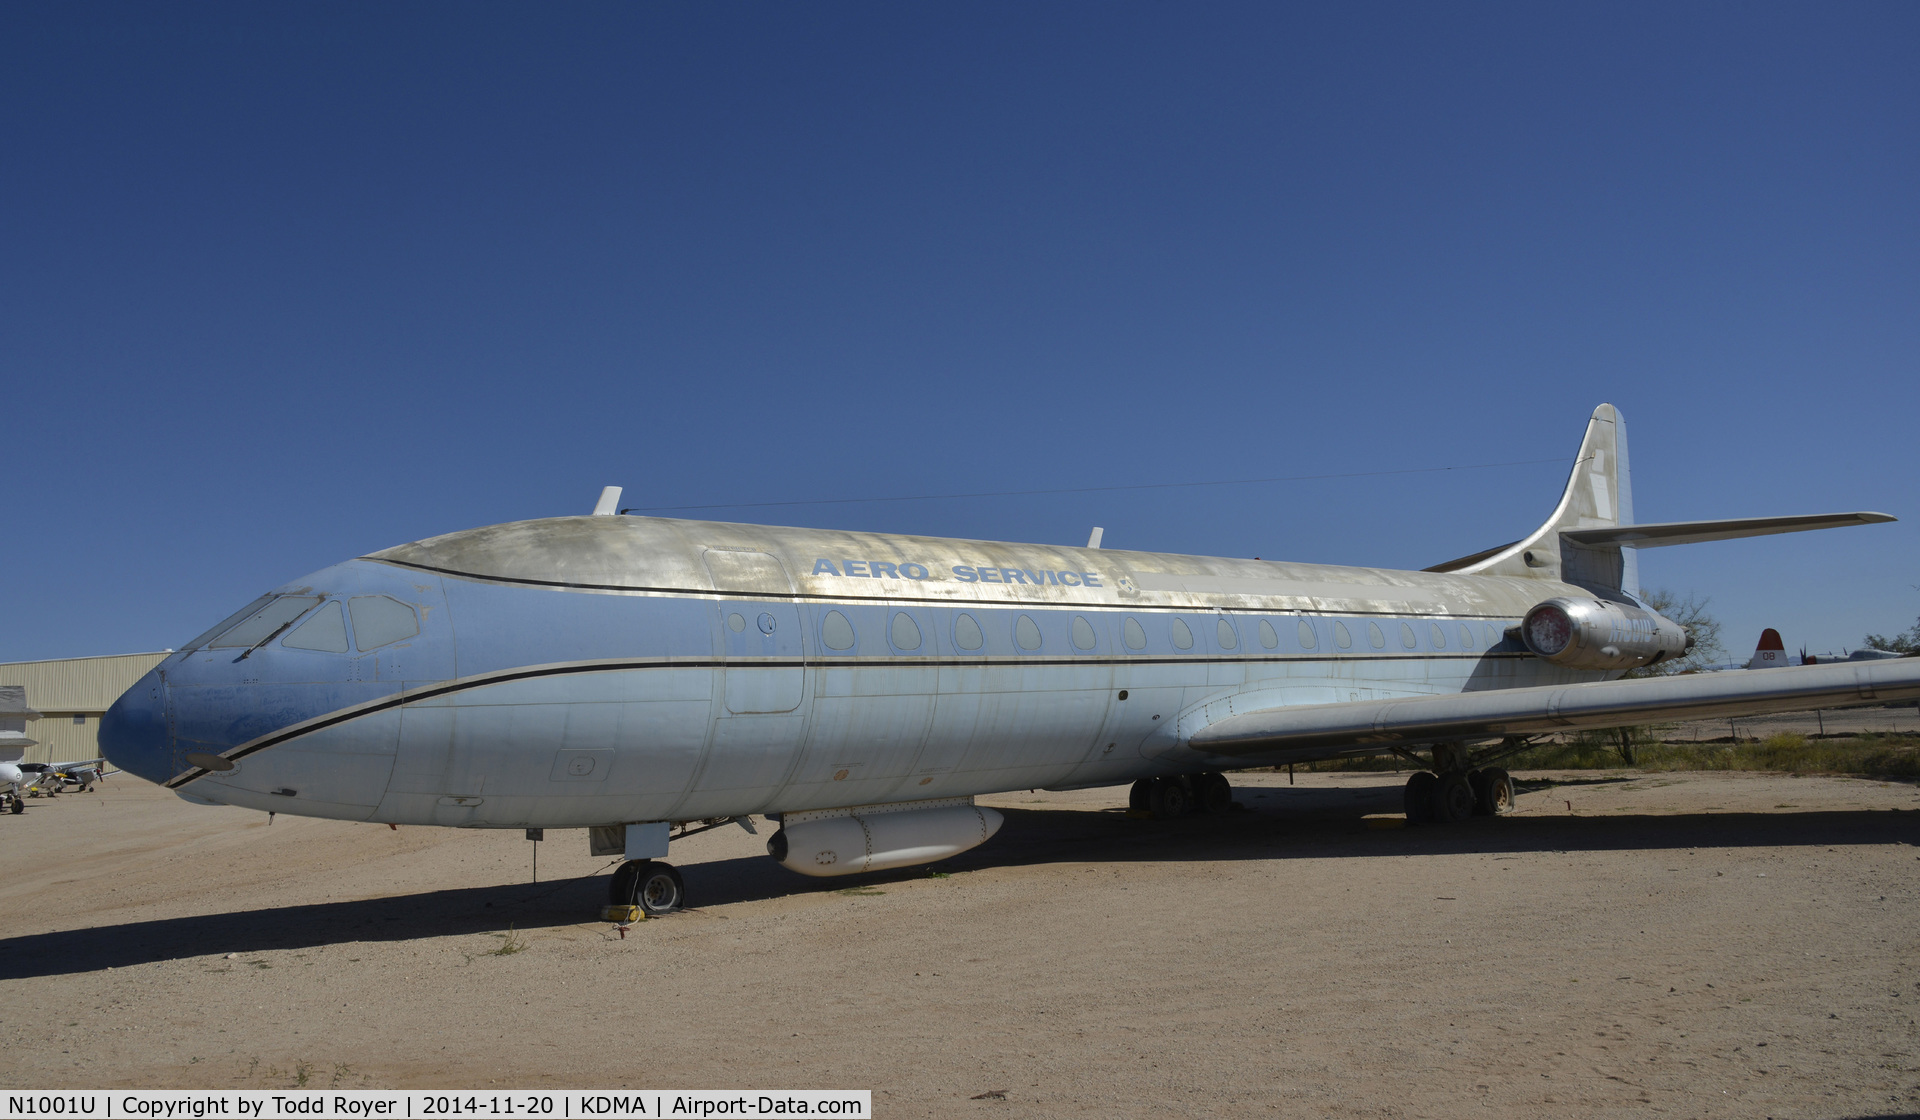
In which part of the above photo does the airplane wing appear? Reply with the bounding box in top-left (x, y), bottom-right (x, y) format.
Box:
top-left (1190, 657), bottom-right (1920, 761)
top-left (47, 758), bottom-right (106, 774)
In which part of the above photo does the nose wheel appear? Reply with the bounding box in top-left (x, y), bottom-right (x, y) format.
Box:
top-left (608, 859), bottom-right (685, 917)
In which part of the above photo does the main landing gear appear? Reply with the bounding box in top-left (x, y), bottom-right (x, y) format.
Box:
top-left (1129, 772), bottom-right (1234, 819)
top-left (1403, 766), bottom-right (1514, 825)
top-left (608, 860), bottom-right (685, 917)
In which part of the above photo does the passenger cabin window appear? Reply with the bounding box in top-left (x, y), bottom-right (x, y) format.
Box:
top-left (1259, 620), bottom-right (1278, 649)
top-left (1296, 620), bottom-right (1317, 650)
top-left (727, 613), bottom-right (747, 633)
top-left (283, 601), bottom-right (349, 653)
top-left (954, 613), bottom-right (984, 651)
top-left (1216, 618), bottom-right (1237, 650)
top-left (1171, 618), bottom-right (1194, 650)
top-left (1123, 617), bottom-right (1147, 650)
top-left (350, 596), bottom-right (419, 650)
top-left (1486, 623), bottom-right (1502, 645)
top-left (1399, 622), bottom-right (1418, 649)
top-left (1333, 621), bottom-right (1353, 650)
top-left (822, 610), bottom-right (856, 651)
top-left (1072, 616), bottom-right (1098, 650)
top-left (207, 596), bottom-right (321, 648)
top-left (891, 612), bottom-right (922, 651)
top-left (1430, 622), bottom-right (1446, 649)
top-left (1015, 615), bottom-right (1043, 650)
top-left (1459, 623), bottom-right (1475, 649)
top-left (1368, 622), bottom-right (1386, 649)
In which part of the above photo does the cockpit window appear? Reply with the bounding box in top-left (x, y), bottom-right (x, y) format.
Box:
top-left (283, 601), bottom-right (350, 653)
top-left (184, 594), bottom-right (276, 651)
top-left (206, 597), bottom-right (322, 648)
top-left (349, 596), bottom-right (419, 650)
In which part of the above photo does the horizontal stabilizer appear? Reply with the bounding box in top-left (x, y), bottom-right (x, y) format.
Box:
top-left (1189, 656), bottom-right (1920, 761)
top-left (1561, 512), bottom-right (1894, 550)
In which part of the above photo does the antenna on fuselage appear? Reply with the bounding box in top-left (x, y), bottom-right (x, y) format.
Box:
top-left (1086, 527), bottom-right (1104, 549)
top-left (592, 486), bottom-right (623, 516)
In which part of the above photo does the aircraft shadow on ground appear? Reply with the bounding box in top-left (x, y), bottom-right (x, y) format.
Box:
top-left (1, 794), bottom-right (1914, 981)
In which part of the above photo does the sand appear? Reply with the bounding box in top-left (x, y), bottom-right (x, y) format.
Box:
top-left (0, 768), bottom-right (1916, 1117)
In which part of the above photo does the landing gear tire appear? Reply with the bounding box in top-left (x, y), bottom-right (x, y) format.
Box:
top-left (1478, 767), bottom-right (1515, 816)
top-left (1403, 771), bottom-right (1437, 825)
top-left (1129, 779), bottom-right (1153, 813)
top-left (1194, 772), bottom-right (1233, 815)
top-left (1433, 772), bottom-right (1476, 824)
top-left (609, 860), bottom-right (685, 916)
top-left (1148, 778), bottom-right (1191, 819)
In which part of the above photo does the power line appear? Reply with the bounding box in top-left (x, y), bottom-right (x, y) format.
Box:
top-left (622, 456), bottom-right (1571, 514)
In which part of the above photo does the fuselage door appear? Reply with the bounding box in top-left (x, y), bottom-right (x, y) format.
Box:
top-left (705, 550), bottom-right (805, 714)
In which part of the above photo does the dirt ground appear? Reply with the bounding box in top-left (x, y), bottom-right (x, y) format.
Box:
top-left (1, 768), bottom-right (1916, 1118)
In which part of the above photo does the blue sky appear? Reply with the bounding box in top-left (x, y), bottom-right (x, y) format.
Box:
top-left (3, 2), bottom-right (1915, 663)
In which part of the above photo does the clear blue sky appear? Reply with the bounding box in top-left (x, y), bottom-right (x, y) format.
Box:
top-left (3, 2), bottom-right (1915, 663)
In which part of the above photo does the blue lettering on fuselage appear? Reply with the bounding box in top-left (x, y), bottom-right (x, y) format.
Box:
top-left (813, 559), bottom-right (1099, 588)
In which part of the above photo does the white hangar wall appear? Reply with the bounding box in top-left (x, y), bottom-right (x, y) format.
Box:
top-left (0, 652), bottom-right (169, 764)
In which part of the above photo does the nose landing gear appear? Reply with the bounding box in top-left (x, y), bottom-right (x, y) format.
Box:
top-left (607, 860), bottom-right (685, 917)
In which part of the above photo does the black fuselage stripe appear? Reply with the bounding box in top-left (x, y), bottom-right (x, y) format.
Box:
top-left (165, 649), bottom-right (1531, 786)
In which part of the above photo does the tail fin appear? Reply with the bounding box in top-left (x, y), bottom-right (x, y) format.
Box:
top-left (1749, 628), bottom-right (1789, 669)
top-left (1425, 403), bottom-right (1636, 594)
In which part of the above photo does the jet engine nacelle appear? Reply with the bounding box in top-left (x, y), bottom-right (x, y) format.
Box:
top-left (766, 798), bottom-right (1004, 877)
top-left (1519, 596), bottom-right (1690, 672)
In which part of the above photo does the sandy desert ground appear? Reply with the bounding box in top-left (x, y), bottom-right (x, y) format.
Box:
top-left (1, 768), bottom-right (1916, 1118)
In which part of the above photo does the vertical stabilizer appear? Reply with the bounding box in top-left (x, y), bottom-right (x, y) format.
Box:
top-left (1749, 629), bottom-right (1789, 669)
top-left (1447, 404), bottom-right (1636, 593)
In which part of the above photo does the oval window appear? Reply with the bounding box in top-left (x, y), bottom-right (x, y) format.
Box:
top-left (1458, 623), bottom-right (1475, 649)
top-left (350, 596), bottom-right (419, 650)
top-left (1368, 622), bottom-right (1386, 649)
top-left (1259, 619), bottom-right (1278, 649)
top-left (1333, 621), bottom-right (1353, 650)
top-left (1216, 618), bottom-right (1238, 650)
top-left (1399, 622), bottom-right (1418, 649)
top-left (1297, 620), bottom-right (1317, 650)
top-left (891, 612), bottom-right (922, 651)
top-left (1487, 623), bottom-right (1502, 646)
top-left (822, 610), bottom-right (856, 651)
top-left (1430, 622), bottom-right (1446, 649)
top-left (283, 601), bottom-right (348, 653)
top-left (1171, 619), bottom-right (1194, 650)
top-left (1124, 617), bottom-right (1147, 650)
top-left (1015, 615), bottom-right (1043, 650)
top-left (1072, 616), bottom-right (1097, 650)
top-left (727, 613), bottom-right (746, 633)
top-left (954, 613), bottom-right (984, 651)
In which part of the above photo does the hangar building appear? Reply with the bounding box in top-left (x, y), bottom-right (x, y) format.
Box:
top-left (0, 652), bottom-right (169, 764)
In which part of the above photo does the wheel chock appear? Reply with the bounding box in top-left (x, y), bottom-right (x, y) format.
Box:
top-left (1364, 816), bottom-right (1407, 830)
top-left (602, 904), bottom-right (644, 923)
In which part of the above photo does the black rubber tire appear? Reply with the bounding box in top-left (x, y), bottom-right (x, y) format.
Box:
top-left (8, 797), bottom-right (21, 815)
top-left (1480, 767), bottom-right (1515, 816)
top-left (1149, 778), bottom-right (1191, 819)
top-left (1128, 779), bottom-right (1153, 813)
top-left (1466, 768), bottom-right (1491, 816)
top-left (610, 859), bottom-right (685, 914)
top-left (1433, 772), bottom-right (1476, 824)
top-left (1195, 772), bottom-right (1233, 815)
top-left (1403, 771), bottom-right (1437, 825)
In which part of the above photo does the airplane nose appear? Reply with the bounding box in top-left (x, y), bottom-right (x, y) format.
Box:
top-left (100, 669), bottom-right (174, 785)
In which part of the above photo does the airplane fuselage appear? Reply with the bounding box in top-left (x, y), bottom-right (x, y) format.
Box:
top-left (103, 514), bottom-right (1605, 828)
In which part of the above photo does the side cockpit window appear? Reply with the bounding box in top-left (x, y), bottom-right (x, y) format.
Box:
top-left (349, 596), bottom-right (419, 650)
top-left (206, 596), bottom-right (322, 648)
top-left (283, 601), bottom-right (349, 653)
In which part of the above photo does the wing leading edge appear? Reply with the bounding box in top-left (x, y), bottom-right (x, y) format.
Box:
top-left (1189, 658), bottom-right (1920, 762)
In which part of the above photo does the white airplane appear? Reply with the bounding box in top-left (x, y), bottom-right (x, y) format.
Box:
top-left (100, 404), bottom-right (1920, 915)
top-left (1743, 628), bottom-right (1906, 668)
top-left (19, 758), bottom-right (114, 796)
